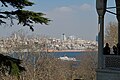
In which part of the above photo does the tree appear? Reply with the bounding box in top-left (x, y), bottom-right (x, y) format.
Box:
top-left (0, 0), bottom-right (50, 78)
top-left (0, 54), bottom-right (25, 78)
top-left (75, 52), bottom-right (97, 80)
top-left (105, 22), bottom-right (118, 47)
top-left (0, 0), bottom-right (50, 31)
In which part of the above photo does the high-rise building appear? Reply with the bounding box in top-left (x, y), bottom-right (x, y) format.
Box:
top-left (62, 33), bottom-right (66, 41)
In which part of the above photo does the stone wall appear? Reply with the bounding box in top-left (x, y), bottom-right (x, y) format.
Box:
top-left (96, 69), bottom-right (120, 80)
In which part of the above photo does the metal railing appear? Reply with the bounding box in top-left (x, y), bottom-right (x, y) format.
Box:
top-left (103, 55), bottom-right (120, 69)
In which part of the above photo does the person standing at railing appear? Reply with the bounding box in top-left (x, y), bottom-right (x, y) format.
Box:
top-left (117, 43), bottom-right (120, 55)
top-left (103, 43), bottom-right (110, 55)
top-left (113, 45), bottom-right (117, 55)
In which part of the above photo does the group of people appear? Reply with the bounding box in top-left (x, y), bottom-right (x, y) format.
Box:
top-left (103, 43), bottom-right (119, 55)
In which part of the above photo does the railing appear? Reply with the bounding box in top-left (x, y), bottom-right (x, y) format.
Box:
top-left (104, 55), bottom-right (120, 69)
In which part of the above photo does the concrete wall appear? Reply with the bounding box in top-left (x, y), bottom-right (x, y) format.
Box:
top-left (96, 69), bottom-right (120, 80)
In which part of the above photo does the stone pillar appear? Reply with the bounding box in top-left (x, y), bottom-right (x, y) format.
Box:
top-left (96, 0), bottom-right (107, 68)
top-left (116, 0), bottom-right (120, 54)
top-left (98, 15), bottom-right (104, 68)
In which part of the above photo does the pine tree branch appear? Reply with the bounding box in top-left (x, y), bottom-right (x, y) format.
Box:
top-left (0, 0), bottom-right (34, 9)
top-left (0, 10), bottom-right (51, 31)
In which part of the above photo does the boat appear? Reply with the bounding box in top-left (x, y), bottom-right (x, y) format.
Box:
top-left (58, 55), bottom-right (76, 61)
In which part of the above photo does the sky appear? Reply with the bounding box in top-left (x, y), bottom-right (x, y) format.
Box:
top-left (0, 0), bottom-right (117, 40)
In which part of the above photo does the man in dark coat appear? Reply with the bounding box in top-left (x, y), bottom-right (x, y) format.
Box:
top-left (103, 43), bottom-right (110, 55)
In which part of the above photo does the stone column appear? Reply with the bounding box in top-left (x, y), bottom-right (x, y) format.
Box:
top-left (116, 0), bottom-right (120, 54)
top-left (98, 15), bottom-right (104, 68)
top-left (96, 0), bottom-right (107, 68)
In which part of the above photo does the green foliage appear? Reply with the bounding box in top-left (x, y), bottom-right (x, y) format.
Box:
top-left (0, 0), bottom-right (50, 77)
top-left (15, 10), bottom-right (51, 31)
top-left (0, 0), bottom-right (50, 31)
top-left (10, 61), bottom-right (20, 78)
top-left (0, 54), bottom-right (25, 77)
top-left (1, 0), bottom-right (34, 9)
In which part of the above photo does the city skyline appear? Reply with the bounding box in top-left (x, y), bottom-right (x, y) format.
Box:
top-left (0, 0), bottom-right (117, 40)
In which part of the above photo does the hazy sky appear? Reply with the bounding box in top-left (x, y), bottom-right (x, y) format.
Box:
top-left (0, 0), bottom-right (117, 40)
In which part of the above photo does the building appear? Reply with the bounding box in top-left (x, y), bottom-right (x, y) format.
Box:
top-left (96, 0), bottom-right (120, 80)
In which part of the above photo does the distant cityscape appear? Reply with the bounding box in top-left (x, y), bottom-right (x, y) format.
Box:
top-left (0, 33), bottom-right (98, 53)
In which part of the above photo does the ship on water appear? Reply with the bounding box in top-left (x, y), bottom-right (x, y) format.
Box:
top-left (58, 55), bottom-right (76, 61)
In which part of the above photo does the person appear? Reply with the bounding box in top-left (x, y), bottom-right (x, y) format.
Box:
top-left (103, 43), bottom-right (110, 55)
top-left (117, 43), bottom-right (120, 55)
top-left (113, 45), bottom-right (117, 55)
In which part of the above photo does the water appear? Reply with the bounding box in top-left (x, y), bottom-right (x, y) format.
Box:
top-left (52, 52), bottom-right (81, 58)
top-left (7, 51), bottom-right (97, 62)
top-left (53, 51), bottom-right (97, 61)
top-left (8, 52), bottom-right (82, 59)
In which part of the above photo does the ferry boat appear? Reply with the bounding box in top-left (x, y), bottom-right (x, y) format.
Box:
top-left (58, 55), bottom-right (76, 61)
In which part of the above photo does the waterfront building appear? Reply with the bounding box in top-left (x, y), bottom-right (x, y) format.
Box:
top-left (0, 33), bottom-right (98, 53)
top-left (67, 35), bottom-right (76, 41)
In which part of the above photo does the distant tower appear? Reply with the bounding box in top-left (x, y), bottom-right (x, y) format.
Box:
top-left (96, 35), bottom-right (98, 42)
top-left (62, 33), bottom-right (66, 41)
